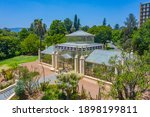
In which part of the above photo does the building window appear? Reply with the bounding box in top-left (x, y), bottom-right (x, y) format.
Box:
top-left (143, 20), bottom-right (145, 23)
top-left (147, 8), bottom-right (149, 11)
top-left (147, 12), bottom-right (149, 15)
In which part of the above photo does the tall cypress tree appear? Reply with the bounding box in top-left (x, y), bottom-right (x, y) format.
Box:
top-left (102, 18), bottom-right (107, 26)
top-left (74, 14), bottom-right (78, 31)
top-left (77, 19), bottom-right (80, 30)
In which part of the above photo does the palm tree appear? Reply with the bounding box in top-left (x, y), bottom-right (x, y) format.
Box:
top-left (30, 19), bottom-right (47, 61)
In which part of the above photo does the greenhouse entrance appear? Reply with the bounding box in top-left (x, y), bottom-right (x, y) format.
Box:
top-left (58, 53), bottom-right (74, 73)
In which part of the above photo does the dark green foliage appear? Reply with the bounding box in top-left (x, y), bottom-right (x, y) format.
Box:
top-left (18, 28), bottom-right (29, 41)
top-left (77, 19), bottom-right (81, 30)
top-left (102, 18), bottom-right (107, 26)
top-left (21, 34), bottom-right (40, 55)
top-left (88, 25), bottom-right (112, 47)
top-left (49, 20), bottom-right (66, 36)
top-left (29, 19), bottom-right (47, 39)
top-left (42, 84), bottom-right (62, 100)
top-left (112, 29), bottom-right (122, 44)
top-left (81, 25), bottom-right (90, 32)
top-left (64, 18), bottom-right (73, 33)
top-left (74, 14), bottom-right (78, 31)
top-left (0, 28), bottom-right (17, 37)
top-left (15, 80), bottom-right (26, 100)
top-left (132, 19), bottom-right (150, 55)
top-left (44, 20), bottom-right (67, 46)
top-left (40, 81), bottom-right (50, 91)
top-left (120, 13), bottom-right (138, 52)
top-left (44, 34), bottom-right (66, 46)
top-left (0, 36), bottom-right (20, 60)
top-left (124, 13), bottom-right (138, 31)
top-left (74, 14), bottom-right (80, 31)
top-left (114, 24), bottom-right (120, 30)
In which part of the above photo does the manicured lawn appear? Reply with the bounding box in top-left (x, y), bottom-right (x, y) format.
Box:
top-left (0, 55), bottom-right (38, 71)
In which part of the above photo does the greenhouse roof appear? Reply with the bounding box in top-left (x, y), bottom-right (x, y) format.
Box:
top-left (66, 30), bottom-right (94, 37)
top-left (56, 42), bottom-right (102, 48)
top-left (61, 53), bottom-right (72, 59)
top-left (85, 50), bottom-right (122, 65)
top-left (41, 46), bottom-right (56, 55)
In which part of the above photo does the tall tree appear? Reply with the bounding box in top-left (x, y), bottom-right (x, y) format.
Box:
top-left (99, 53), bottom-right (150, 100)
top-left (132, 19), bottom-right (150, 55)
top-left (64, 18), bottom-right (73, 33)
top-left (74, 14), bottom-right (78, 31)
top-left (18, 28), bottom-right (29, 41)
top-left (112, 30), bottom-right (122, 44)
top-left (88, 25), bottom-right (112, 48)
top-left (124, 13), bottom-right (138, 31)
top-left (114, 24), bottom-right (120, 30)
top-left (73, 14), bottom-right (80, 31)
top-left (46, 20), bottom-right (66, 45)
top-left (77, 18), bottom-right (81, 30)
top-left (21, 34), bottom-right (40, 55)
top-left (29, 19), bottom-right (47, 57)
top-left (102, 18), bottom-right (107, 26)
top-left (29, 19), bottom-right (46, 38)
top-left (0, 36), bottom-right (20, 60)
top-left (120, 14), bottom-right (138, 52)
top-left (49, 20), bottom-right (66, 36)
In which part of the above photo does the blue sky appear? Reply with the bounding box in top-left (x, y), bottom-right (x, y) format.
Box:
top-left (0, 0), bottom-right (149, 28)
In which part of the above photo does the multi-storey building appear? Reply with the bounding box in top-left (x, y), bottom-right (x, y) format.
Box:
top-left (140, 2), bottom-right (150, 26)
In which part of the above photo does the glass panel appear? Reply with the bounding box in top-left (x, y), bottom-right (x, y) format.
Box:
top-left (41, 54), bottom-right (52, 65)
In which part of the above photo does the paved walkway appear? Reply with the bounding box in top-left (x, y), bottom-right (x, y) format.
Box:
top-left (0, 61), bottom-right (107, 100)
top-left (0, 85), bottom-right (16, 100)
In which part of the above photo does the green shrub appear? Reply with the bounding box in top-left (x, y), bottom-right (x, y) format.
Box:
top-left (57, 72), bottom-right (81, 100)
top-left (0, 79), bottom-right (15, 90)
top-left (40, 82), bottom-right (50, 91)
top-left (1, 69), bottom-right (15, 81)
top-left (15, 80), bottom-right (27, 100)
top-left (42, 85), bottom-right (62, 100)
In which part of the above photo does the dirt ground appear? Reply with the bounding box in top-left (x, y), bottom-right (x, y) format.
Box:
top-left (21, 61), bottom-right (55, 77)
top-left (79, 78), bottom-right (111, 99)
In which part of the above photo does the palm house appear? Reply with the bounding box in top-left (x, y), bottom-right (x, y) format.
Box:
top-left (40, 30), bottom-right (121, 75)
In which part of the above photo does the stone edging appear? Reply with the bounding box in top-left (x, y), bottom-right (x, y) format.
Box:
top-left (84, 75), bottom-right (112, 85)
top-left (7, 93), bottom-right (15, 100)
top-left (39, 62), bottom-right (55, 71)
top-left (0, 83), bottom-right (16, 94)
